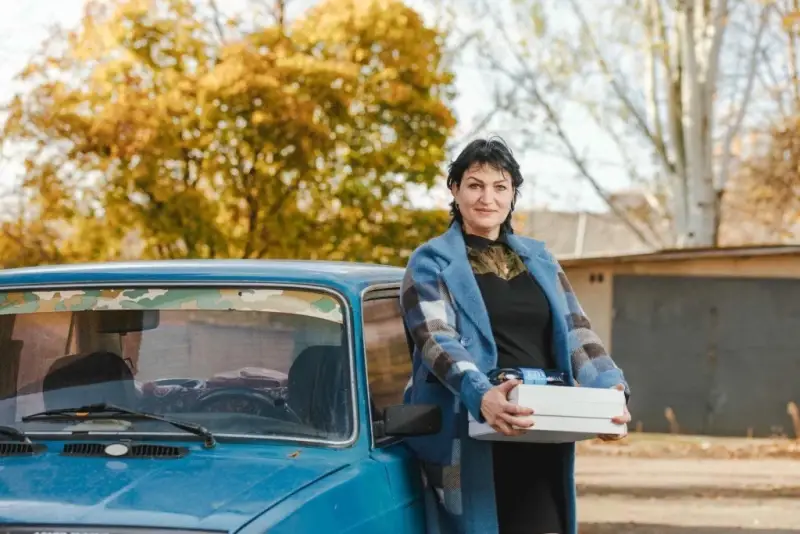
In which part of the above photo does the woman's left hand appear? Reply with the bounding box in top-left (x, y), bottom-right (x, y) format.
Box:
top-left (598, 383), bottom-right (630, 441)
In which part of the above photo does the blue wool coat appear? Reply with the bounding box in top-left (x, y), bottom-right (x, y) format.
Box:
top-left (399, 223), bottom-right (630, 534)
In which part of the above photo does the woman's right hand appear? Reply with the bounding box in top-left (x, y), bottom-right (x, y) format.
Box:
top-left (479, 379), bottom-right (534, 436)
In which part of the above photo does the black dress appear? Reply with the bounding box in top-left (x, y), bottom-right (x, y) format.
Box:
top-left (464, 231), bottom-right (567, 534)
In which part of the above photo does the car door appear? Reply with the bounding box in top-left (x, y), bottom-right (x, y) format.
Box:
top-left (362, 286), bottom-right (427, 533)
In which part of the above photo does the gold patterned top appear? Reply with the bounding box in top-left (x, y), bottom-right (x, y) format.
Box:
top-left (464, 232), bottom-right (527, 281)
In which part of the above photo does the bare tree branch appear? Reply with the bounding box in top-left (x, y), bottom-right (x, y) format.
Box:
top-left (717, 2), bottom-right (772, 191)
top-left (452, 82), bottom-right (523, 147)
top-left (207, 0), bottom-right (227, 44)
top-left (464, 0), bottom-right (782, 247)
top-left (645, 0), bottom-right (667, 159)
top-left (274, 0), bottom-right (287, 29)
top-left (582, 98), bottom-right (670, 247)
top-left (489, 57), bottom-right (659, 248)
top-left (754, 45), bottom-right (788, 116)
top-left (567, 0), bottom-right (676, 177)
top-left (705, 0), bottom-right (730, 98)
top-left (474, 0), bottom-right (660, 248)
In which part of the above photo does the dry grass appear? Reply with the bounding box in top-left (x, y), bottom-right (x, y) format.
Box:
top-left (576, 432), bottom-right (800, 459)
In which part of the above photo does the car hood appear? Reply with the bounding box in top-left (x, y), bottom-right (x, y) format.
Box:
top-left (0, 441), bottom-right (350, 531)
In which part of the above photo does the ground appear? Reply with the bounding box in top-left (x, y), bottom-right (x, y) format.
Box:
top-left (575, 433), bottom-right (800, 533)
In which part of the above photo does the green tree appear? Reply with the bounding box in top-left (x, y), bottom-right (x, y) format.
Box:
top-left (2, 0), bottom-right (455, 267)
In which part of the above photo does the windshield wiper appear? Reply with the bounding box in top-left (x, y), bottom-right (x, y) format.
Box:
top-left (22, 403), bottom-right (216, 449)
top-left (0, 425), bottom-right (31, 444)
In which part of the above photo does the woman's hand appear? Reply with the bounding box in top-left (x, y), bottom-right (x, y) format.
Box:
top-left (598, 383), bottom-right (631, 441)
top-left (480, 379), bottom-right (534, 436)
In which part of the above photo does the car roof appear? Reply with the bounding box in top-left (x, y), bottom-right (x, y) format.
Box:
top-left (0, 259), bottom-right (405, 295)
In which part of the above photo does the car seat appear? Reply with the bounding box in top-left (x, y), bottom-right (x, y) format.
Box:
top-left (287, 345), bottom-right (351, 439)
top-left (42, 351), bottom-right (138, 411)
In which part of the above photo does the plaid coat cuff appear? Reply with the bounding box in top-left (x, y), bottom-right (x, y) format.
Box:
top-left (551, 254), bottom-right (630, 398)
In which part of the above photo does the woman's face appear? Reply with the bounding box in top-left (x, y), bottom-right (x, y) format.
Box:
top-left (451, 162), bottom-right (514, 240)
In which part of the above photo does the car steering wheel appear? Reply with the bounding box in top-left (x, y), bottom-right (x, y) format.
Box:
top-left (195, 388), bottom-right (303, 425)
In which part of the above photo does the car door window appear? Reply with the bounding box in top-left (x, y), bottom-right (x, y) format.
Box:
top-left (362, 293), bottom-right (412, 444)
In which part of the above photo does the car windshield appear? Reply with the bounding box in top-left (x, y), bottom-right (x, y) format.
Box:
top-left (0, 287), bottom-right (353, 444)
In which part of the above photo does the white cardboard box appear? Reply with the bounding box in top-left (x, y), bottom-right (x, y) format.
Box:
top-left (468, 384), bottom-right (627, 443)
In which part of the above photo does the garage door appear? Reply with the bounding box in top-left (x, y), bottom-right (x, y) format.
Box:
top-left (611, 274), bottom-right (800, 437)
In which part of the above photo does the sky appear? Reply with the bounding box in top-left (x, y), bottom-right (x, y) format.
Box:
top-left (0, 0), bottom-right (625, 216)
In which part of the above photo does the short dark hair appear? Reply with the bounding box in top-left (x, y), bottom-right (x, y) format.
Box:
top-left (446, 136), bottom-right (524, 234)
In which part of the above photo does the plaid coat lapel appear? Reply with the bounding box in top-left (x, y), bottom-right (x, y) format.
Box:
top-left (438, 226), bottom-right (493, 347)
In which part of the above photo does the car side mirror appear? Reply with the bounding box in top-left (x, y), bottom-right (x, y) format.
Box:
top-left (374, 404), bottom-right (441, 439)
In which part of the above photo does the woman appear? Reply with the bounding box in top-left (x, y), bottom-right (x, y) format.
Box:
top-left (400, 137), bottom-right (631, 534)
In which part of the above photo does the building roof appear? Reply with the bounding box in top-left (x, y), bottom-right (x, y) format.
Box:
top-left (0, 259), bottom-right (405, 293)
top-left (514, 207), bottom-right (800, 267)
top-left (557, 244), bottom-right (800, 268)
top-left (514, 209), bottom-right (655, 258)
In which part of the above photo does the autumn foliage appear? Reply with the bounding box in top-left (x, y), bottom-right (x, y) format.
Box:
top-left (721, 117), bottom-right (800, 244)
top-left (0, 0), bottom-right (455, 268)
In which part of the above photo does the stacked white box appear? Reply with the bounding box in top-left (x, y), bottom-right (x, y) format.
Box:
top-left (468, 384), bottom-right (627, 443)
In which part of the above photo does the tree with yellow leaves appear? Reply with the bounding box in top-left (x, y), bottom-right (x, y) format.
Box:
top-left (1, 0), bottom-right (455, 268)
top-left (722, 116), bottom-right (800, 244)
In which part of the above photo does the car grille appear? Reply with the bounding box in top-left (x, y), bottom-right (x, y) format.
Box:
top-left (62, 442), bottom-right (188, 458)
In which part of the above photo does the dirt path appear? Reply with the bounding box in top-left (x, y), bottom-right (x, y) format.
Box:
top-left (575, 447), bottom-right (800, 533)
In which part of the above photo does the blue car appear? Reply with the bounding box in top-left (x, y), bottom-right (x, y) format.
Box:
top-left (0, 260), bottom-right (440, 533)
